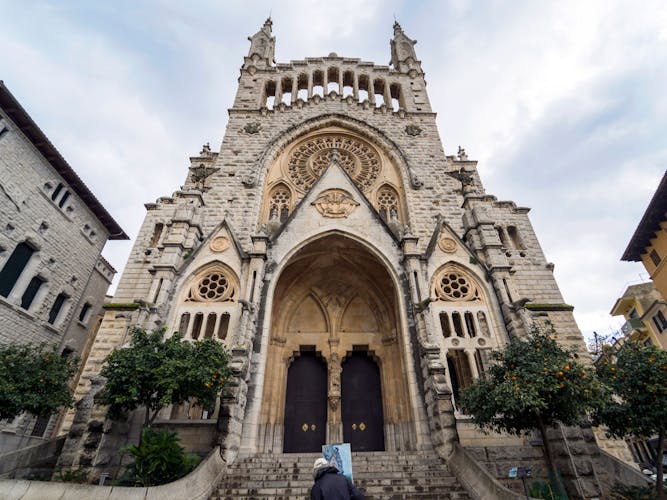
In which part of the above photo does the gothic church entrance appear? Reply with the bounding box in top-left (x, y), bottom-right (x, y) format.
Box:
top-left (259, 235), bottom-right (416, 453)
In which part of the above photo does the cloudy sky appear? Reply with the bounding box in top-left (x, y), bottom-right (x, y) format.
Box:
top-left (1, 0), bottom-right (665, 341)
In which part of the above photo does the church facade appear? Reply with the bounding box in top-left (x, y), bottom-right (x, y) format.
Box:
top-left (56, 20), bottom-right (631, 497)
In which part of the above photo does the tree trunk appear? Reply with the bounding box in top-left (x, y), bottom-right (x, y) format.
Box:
top-left (657, 427), bottom-right (665, 499)
top-left (537, 418), bottom-right (566, 496)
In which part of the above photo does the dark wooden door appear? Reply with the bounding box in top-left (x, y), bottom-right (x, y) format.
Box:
top-left (283, 353), bottom-right (327, 453)
top-left (342, 353), bottom-right (385, 451)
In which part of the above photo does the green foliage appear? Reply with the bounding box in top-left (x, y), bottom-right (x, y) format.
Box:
top-left (460, 322), bottom-right (605, 436)
top-left (529, 479), bottom-right (568, 500)
top-left (595, 342), bottom-right (667, 440)
top-left (608, 483), bottom-right (657, 499)
top-left (99, 327), bottom-right (232, 425)
top-left (595, 342), bottom-right (667, 498)
top-left (54, 467), bottom-right (89, 483)
top-left (0, 344), bottom-right (78, 420)
top-left (102, 303), bottom-right (141, 310)
top-left (118, 428), bottom-right (201, 486)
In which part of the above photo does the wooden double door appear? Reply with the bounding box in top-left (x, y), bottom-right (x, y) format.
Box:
top-left (283, 352), bottom-right (384, 453)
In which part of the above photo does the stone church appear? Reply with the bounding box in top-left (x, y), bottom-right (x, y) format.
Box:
top-left (51, 19), bottom-right (645, 499)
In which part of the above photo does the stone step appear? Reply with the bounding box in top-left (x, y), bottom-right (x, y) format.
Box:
top-left (210, 450), bottom-right (470, 500)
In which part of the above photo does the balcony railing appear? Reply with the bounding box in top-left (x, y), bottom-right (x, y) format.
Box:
top-left (621, 317), bottom-right (646, 335)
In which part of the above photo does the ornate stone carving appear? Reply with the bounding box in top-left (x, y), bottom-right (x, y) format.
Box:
top-left (186, 265), bottom-right (236, 302)
top-left (244, 122), bottom-right (261, 134)
top-left (210, 236), bottom-right (230, 253)
top-left (405, 124), bottom-right (422, 136)
top-left (312, 189), bottom-right (360, 218)
top-left (288, 135), bottom-right (380, 192)
top-left (438, 237), bottom-right (457, 253)
top-left (434, 266), bottom-right (481, 302)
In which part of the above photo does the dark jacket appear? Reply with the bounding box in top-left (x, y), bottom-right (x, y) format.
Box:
top-left (310, 466), bottom-right (365, 500)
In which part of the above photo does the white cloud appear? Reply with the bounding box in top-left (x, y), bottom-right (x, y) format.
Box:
top-left (1, 0), bottom-right (665, 341)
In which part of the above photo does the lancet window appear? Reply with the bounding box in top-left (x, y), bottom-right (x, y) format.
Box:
top-left (174, 263), bottom-right (239, 343)
top-left (431, 263), bottom-right (500, 413)
top-left (376, 185), bottom-right (400, 222)
top-left (269, 184), bottom-right (292, 223)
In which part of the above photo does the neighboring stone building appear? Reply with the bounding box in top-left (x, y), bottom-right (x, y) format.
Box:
top-left (56, 20), bottom-right (641, 498)
top-left (623, 170), bottom-right (667, 302)
top-left (0, 81), bottom-right (127, 446)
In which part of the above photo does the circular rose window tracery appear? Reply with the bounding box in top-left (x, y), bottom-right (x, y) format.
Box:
top-left (434, 267), bottom-right (481, 302)
top-left (287, 135), bottom-right (381, 192)
top-left (187, 266), bottom-right (237, 302)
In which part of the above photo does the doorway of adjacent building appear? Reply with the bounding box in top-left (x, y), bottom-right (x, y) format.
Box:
top-left (342, 351), bottom-right (385, 451)
top-left (283, 352), bottom-right (328, 453)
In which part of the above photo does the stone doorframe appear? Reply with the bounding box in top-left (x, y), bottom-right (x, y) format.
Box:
top-left (240, 233), bottom-right (430, 454)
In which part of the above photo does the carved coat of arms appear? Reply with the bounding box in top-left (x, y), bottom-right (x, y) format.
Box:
top-left (311, 189), bottom-right (360, 218)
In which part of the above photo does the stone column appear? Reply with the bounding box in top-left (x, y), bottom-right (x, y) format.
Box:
top-left (291, 77), bottom-right (298, 103)
top-left (275, 79), bottom-right (283, 106)
top-left (352, 72), bottom-right (359, 100)
top-left (465, 349), bottom-right (479, 379)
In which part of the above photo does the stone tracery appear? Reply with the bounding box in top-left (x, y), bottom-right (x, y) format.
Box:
top-left (287, 134), bottom-right (381, 192)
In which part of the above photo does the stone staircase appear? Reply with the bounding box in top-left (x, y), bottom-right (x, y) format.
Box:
top-left (210, 450), bottom-right (471, 500)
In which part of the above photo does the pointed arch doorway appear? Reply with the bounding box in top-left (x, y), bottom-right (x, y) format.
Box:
top-left (259, 235), bottom-right (417, 453)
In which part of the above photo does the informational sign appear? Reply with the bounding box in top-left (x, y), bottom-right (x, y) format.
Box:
top-left (322, 443), bottom-right (353, 481)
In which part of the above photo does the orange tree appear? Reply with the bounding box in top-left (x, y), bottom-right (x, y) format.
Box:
top-left (99, 327), bottom-right (231, 427)
top-left (0, 344), bottom-right (78, 419)
top-left (595, 342), bottom-right (667, 498)
top-left (460, 322), bottom-right (606, 491)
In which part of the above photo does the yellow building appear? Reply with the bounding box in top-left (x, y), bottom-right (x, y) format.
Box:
top-left (610, 282), bottom-right (667, 349)
top-left (623, 171), bottom-right (667, 302)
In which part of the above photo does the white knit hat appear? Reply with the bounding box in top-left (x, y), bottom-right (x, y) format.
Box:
top-left (313, 457), bottom-right (332, 478)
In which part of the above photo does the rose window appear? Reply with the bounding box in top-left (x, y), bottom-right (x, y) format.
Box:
top-left (435, 269), bottom-right (480, 302)
top-left (188, 267), bottom-right (236, 302)
top-left (287, 135), bottom-right (381, 192)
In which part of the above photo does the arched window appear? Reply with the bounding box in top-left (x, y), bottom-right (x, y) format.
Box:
top-left (264, 81), bottom-right (276, 109)
top-left (269, 185), bottom-right (291, 223)
top-left (297, 73), bottom-right (309, 101)
top-left (376, 185), bottom-right (399, 222)
top-left (78, 302), bottom-right (92, 322)
top-left (358, 75), bottom-right (369, 102)
top-left (150, 223), bottom-right (164, 247)
top-left (342, 71), bottom-right (354, 98)
top-left (390, 83), bottom-right (402, 112)
top-left (218, 313), bottom-right (230, 340)
top-left (0, 242), bottom-right (36, 298)
top-left (312, 70), bottom-right (324, 97)
top-left (327, 67), bottom-right (340, 94)
top-left (21, 276), bottom-right (46, 310)
top-left (281, 77), bottom-right (293, 105)
top-left (373, 78), bottom-right (386, 107)
top-left (48, 292), bottom-right (69, 325)
top-left (507, 226), bottom-right (525, 250)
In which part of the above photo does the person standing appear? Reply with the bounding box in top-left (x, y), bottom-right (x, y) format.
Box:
top-left (310, 458), bottom-right (365, 500)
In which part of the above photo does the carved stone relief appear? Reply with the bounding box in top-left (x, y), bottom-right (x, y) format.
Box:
top-left (311, 189), bottom-right (360, 218)
top-left (210, 236), bottom-right (230, 253)
top-left (438, 237), bottom-right (457, 253)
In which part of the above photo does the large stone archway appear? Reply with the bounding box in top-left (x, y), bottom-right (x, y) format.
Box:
top-left (257, 235), bottom-right (416, 453)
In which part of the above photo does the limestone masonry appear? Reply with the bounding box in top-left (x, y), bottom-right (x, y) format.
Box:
top-left (45, 19), bottom-right (643, 499)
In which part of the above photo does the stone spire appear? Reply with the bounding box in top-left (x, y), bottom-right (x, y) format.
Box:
top-left (243, 17), bottom-right (275, 71)
top-left (389, 21), bottom-right (422, 76)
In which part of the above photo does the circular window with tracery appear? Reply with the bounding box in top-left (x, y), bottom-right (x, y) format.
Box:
top-left (434, 268), bottom-right (480, 302)
top-left (287, 135), bottom-right (381, 192)
top-left (188, 267), bottom-right (236, 302)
